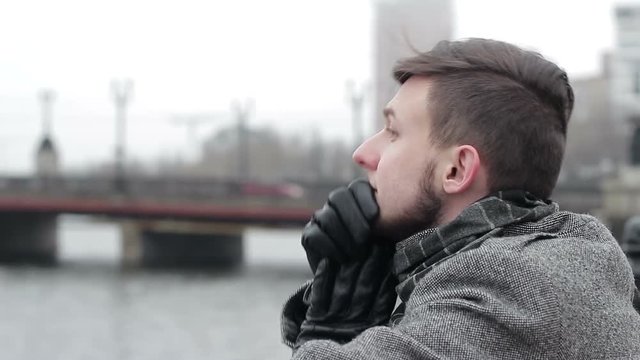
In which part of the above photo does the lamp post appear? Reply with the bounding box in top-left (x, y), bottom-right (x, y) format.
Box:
top-left (346, 80), bottom-right (366, 178)
top-left (111, 79), bottom-right (133, 192)
top-left (39, 89), bottom-right (55, 137)
top-left (35, 89), bottom-right (59, 178)
top-left (233, 99), bottom-right (253, 181)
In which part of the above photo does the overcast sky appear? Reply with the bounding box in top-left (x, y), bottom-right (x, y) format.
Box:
top-left (0, 0), bottom-right (634, 174)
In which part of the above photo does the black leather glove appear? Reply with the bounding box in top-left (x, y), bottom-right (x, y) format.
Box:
top-left (301, 179), bottom-right (379, 273)
top-left (295, 245), bottom-right (397, 347)
top-left (292, 179), bottom-right (397, 347)
top-left (281, 280), bottom-right (313, 348)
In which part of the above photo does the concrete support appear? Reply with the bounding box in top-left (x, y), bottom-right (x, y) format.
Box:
top-left (0, 212), bottom-right (57, 264)
top-left (121, 220), bottom-right (244, 268)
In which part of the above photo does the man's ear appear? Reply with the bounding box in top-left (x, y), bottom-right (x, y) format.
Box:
top-left (442, 145), bottom-right (481, 195)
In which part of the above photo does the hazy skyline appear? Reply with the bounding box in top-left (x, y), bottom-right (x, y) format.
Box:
top-left (0, 0), bottom-right (634, 173)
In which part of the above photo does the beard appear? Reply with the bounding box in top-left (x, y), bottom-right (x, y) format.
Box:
top-left (376, 160), bottom-right (443, 242)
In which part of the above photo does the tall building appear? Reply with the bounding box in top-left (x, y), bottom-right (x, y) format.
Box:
top-left (610, 4), bottom-right (640, 165)
top-left (587, 4), bottom-right (640, 237)
top-left (557, 4), bottom-right (640, 184)
top-left (560, 55), bottom-right (624, 184)
top-left (372, 0), bottom-right (452, 130)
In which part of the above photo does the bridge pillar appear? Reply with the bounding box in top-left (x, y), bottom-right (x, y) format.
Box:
top-left (0, 212), bottom-right (57, 264)
top-left (121, 220), bottom-right (244, 268)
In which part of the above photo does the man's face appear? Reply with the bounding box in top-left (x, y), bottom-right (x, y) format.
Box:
top-left (353, 76), bottom-right (444, 241)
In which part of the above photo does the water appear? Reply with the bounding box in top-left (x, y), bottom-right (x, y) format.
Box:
top-left (0, 216), bottom-right (312, 360)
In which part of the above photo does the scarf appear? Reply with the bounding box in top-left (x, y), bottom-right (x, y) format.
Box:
top-left (390, 190), bottom-right (558, 325)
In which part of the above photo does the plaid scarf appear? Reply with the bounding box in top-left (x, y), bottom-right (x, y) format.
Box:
top-left (390, 190), bottom-right (558, 325)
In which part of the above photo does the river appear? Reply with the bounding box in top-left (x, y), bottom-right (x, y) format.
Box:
top-left (0, 215), bottom-right (311, 360)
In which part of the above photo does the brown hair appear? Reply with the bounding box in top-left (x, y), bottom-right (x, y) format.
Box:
top-left (393, 38), bottom-right (574, 199)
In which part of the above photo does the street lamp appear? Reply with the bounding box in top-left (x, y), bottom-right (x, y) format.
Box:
top-left (111, 79), bottom-right (134, 192)
top-left (346, 80), bottom-right (367, 178)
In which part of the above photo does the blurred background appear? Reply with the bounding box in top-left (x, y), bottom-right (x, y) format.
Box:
top-left (1, 0), bottom-right (640, 359)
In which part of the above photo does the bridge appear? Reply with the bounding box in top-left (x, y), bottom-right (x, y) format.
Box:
top-left (0, 174), bottom-right (620, 267)
top-left (0, 175), bottom-right (342, 267)
top-left (0, 176), bottom-right (334, 223)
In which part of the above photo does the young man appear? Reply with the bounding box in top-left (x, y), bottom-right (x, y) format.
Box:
top-left (281, 38), bottom-right (640, 358)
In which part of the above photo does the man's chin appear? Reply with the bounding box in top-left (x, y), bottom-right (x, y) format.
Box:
top-left (374, 206), bottom-right (442, 243)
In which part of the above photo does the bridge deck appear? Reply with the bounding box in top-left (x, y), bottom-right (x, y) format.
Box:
top-left (0, 176), bottom-right (334, 226)
top-left (0, 196), bottom-right (313, 226)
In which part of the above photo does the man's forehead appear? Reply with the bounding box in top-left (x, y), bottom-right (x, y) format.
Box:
top-left (399, 75), bottom-right (432, 96)
top-left (387, 76), bottom-right (432, 114)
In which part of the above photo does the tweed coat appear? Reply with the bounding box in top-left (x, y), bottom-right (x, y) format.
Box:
top-left (287, 211), bottom-right (640, 359)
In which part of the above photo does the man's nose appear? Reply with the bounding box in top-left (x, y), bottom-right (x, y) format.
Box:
top-left (352, 135), bottom-right (380, 171)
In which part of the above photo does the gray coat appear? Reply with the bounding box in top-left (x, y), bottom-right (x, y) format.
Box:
top-left (291, 212), bottom-right (640, 359)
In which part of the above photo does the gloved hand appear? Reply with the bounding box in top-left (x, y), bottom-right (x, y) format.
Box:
top-left (295, 245), bottom-right (397, 347)
top-left (293, 179), bottom-right (397, 347)
top-left (301, 179), bottom-right (379, 273)
top-left (282, 180), bottom-right (396, 348)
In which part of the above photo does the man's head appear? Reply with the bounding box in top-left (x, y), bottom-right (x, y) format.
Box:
top-left (353, 38), bottom-right (574, 241)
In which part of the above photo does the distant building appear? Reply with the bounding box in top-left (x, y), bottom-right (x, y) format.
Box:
top-left (596, 3), bottom-right (640, 236)
top-left (610, 4), bottom-right (640, 165)
top-left (198, 125), bottom-right (353, 183)
top-left (560, 54), bottom-right (626, 184)
top-left (558, 4), bottom-right (640, 184)
top-left (372, 0), bottom-right (453, 130)
top-left (35, 136), bottom-right (59, 177)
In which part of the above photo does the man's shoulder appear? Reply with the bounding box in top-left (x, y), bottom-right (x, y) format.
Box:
top-left (410, 211), bottom-right (625, 298)
top-left (483, 210), bottom-right (616, 252)
top-left (415, 210), bottom-right (632, 306)
top-left (400, 212), bottom-right (640, 357)
top-left (475, 211), bottom-right (626, 276)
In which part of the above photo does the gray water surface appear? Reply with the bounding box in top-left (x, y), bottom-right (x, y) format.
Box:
top-left (0, 216), bottom-right (310, 360)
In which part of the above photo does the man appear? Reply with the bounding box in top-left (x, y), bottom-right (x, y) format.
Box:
top-left (281, 38), bottom-right (640, 358)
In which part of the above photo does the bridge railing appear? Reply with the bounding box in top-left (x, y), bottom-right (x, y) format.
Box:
top-left (0, 175), bottom-right (344, 209)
